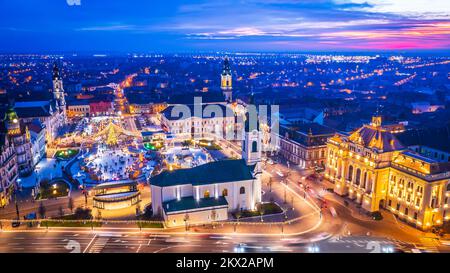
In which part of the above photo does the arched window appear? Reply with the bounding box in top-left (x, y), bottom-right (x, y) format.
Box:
top-left (240, 187), bottom-right (246, 194)
top-left (222, 189), bottom-right (228, 197)
top-left (348, 165), bottom-right (354, 181)
top-left (204, 190), bottom-right (210, 198)
top-left (355, 169), bottom-right (361, 185)
top-left (251, 141), bottom-right (257, 153)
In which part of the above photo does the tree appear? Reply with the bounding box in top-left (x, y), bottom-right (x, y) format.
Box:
top-left (211, 209), bottom-right (217, 228)
top-left (74, 207), bottom-right (92, 220)
top-left (106, 125), bottom-right (118, 146)
top-left (235, 205), bottom-right (242, 222)
top-left (38, 202), bottom-right (46, 219)
top-left (135, 204), bottom-right (141, 216)
top-left (67, 197), bottom-right (74, 213)
top-left (183, 213), bottom-right (190, 231)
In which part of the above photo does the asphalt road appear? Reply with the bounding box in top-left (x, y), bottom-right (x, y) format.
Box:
top-left (0, 230), bottom-right (413, 253)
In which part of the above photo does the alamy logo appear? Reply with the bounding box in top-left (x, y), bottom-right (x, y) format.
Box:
top-left (167, 97), bottom-right (279, 146)
top-left (66, 0), bottom-right (81, 6)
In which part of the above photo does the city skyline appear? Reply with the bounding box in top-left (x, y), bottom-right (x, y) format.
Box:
top-left (0, 0), bottom-right (449, 53)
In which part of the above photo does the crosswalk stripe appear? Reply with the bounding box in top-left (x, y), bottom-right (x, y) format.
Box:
top-left (89, 237), bottom-right (109, 253)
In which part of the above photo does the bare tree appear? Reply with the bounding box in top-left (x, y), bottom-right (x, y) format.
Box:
top-left (259, 204), bottom-right (265, 222)
top-left (235, 204), bottom-right (242, 222)
top-left (68, 197), bottom-right (74, 213)
top-left (211, 209), bottom-right (217, 228)
top-left (183, 213), bottom-right (190, 231)
top-left (38, 202), bottom-right (46, 219)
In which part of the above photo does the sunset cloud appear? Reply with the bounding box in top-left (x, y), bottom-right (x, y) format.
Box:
top-left (0, 0), bottom-right (448, 52)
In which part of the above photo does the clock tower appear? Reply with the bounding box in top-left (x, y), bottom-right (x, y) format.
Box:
top-left (52, 62), bottom-right (66, 122)
top-left (221, 57), bottom-right (232, 102)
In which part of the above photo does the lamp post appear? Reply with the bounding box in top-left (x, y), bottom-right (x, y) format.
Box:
top-left (13, 188), bottom-right (20, 220)
top-left (183, 213), bottom-right (189, 232)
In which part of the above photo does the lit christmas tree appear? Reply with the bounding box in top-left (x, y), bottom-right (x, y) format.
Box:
top-left (106, 123), bottom-right (118, 146)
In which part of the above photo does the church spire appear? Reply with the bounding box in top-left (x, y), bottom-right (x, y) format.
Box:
top-left (371, 105), bottom-right (383, 128)
top-left (52, 62), bottom-right (60, 80)
top-left (221, 56), bottom-right (232, 102)
top-left (52, 61), bottom-right (67, 124)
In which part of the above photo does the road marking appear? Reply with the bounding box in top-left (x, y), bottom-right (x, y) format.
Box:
top-left (136, 244), bottom-right (142, 253)
top-left (83, 234), bottom-right (97, 253)
top-left (89, 237), bottom-right (109, 253)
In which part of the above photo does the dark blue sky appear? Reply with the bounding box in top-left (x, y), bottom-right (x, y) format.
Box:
top-left (0, 0), bottom-right (449, 53)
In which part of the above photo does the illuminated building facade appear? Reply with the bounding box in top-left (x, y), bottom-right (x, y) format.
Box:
top-left (278, 123), bottom-right (336, 169)
top-left (5, 106), bottom-right (33, 176)
top-left (0, 132), bottom-right (18, 207)
top-left (326, 115), bottom-right (450, 230)
top-left (28, 119), bottom-right (46, 167)
top-left (161, 104), bottom-right (235, 140)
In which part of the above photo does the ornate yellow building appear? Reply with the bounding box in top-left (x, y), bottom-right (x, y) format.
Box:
top-left (326, 116), bottom-right (450, 230)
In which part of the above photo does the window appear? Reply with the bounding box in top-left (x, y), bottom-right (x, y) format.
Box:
top-left (348, 165), bottom-right (354, 181)
top-left (405, 208), bottom-right (409, 216)
top-left (414, 212), bottom-right (418, 220)
top-left (222, 189), bottom-right (228, 197)
top-left (396, 203), bottom-right (400, 211)
top-left (204, 190), bottom-right (210, 198)
top-left (447, 184), bottom-right (450, 192)
top-left (355, 169), bottom-right (361, 186)
top-left (251, 141), bottom-right (257, 153)
top-left (240, 187), bottom-right (245, 194)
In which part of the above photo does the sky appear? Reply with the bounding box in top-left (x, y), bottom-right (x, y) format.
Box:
top-left (0, 0), bottom-right (449, 53)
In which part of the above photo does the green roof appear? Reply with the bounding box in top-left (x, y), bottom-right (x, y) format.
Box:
top-left (6, 106), bottom-right (18, 122)
top-left (151, 159), bottom-right (254, 187)
top-left (163, 196), bottom-right (228, 214)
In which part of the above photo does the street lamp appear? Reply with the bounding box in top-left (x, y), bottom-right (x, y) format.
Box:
top-left (13, 188), bottom-right (20, 220)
